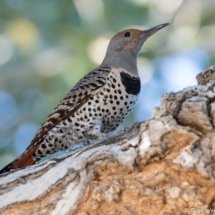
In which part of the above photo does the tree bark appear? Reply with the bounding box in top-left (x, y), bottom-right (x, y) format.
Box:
top-left (1, 66), bottom-right (215, 215)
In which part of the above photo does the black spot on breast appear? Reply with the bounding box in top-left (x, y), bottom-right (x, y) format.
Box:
top-left (120, 72), bottom-right (141, 95)
top-left (42, 144), bottom-right (46, 149)
top-left (38, 150), bottom-right (42, 155)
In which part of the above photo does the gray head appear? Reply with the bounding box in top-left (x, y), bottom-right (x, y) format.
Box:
top-left (101, 23), bottom-right (169, 74)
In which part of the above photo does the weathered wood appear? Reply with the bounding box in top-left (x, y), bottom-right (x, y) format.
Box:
top-left (1, 66), bottom-right (215, 215)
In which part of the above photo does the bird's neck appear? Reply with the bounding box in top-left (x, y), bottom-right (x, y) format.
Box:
top-left (101, 50), bottom-right (139, 77)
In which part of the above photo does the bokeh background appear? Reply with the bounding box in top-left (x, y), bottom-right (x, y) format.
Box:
top-left (0, 0), bottom-right (215, 168)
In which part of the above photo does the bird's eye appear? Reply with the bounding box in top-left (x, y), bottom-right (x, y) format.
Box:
top-left (124, 32), bottom-right (130, 37)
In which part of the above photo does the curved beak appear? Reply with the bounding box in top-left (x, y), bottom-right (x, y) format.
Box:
top-left (143, 23), bottom-right (170, 37)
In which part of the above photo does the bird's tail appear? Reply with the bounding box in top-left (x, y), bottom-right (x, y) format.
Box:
top-left (0, 145), bottom-right (40, 174)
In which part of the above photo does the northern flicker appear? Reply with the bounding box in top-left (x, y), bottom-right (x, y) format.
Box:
top-left (0, 23), bottom-right (169, 174)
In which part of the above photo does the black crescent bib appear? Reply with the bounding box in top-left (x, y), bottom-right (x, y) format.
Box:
top-left (120, 71), bottom-right (141, 95)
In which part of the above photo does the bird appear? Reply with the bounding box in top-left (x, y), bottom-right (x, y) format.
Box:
top-left (0, 23), bottom-right (169, 174)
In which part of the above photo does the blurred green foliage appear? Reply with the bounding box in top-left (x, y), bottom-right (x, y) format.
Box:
top-left (0, 0), bottom-right (215, 168)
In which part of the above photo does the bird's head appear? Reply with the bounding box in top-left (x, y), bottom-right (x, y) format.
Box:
top-left (106, 23), bottom-right (169, 57)
top-left (101, 23), bottom-right (169, 73)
